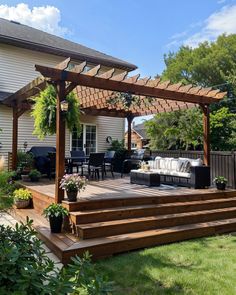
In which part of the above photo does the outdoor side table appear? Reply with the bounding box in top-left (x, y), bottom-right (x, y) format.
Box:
top-left (130, 170), bottom-right (160, 186)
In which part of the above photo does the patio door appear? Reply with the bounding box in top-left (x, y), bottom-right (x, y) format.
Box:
top-left (71, 124), bottom-right (97, 155)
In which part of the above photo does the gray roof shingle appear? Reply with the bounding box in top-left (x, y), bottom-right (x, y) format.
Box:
top-left (0, 18), bottom-right (137, 71)
top-left (0, 91), bottom-right (13, 102)
top-left (133, 122), bottom-right (147, 139)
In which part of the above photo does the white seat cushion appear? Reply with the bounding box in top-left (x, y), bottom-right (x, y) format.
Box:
top-left (155, 156), bottom-right (162, 169)
top-left (170, 171), bottom-right (190, 178)
top-left (170, 159), bottom-right (179, 171)
top-left (190, 158), bottom-right (203, 167)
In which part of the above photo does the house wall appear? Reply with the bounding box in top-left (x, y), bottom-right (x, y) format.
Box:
top-left (0, 44), bottom-right (125, 167)
top-left (124, 130), bottom-right (143, 149)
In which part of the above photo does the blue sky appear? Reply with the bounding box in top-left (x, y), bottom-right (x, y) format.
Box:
top-left (1, 0), bottom-right (236, 123)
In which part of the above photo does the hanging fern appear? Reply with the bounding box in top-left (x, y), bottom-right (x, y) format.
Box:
top-left (31, 85), bottom-right (81, 139)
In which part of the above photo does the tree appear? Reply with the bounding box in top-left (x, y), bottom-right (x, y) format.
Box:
top-left (147, 34), bottom-right (236, 151)
top-left (145, 107), bottom-right (236, 151)
top-left (145, 108), bottom-right (203, 151)
top-left (162, 34), bottom-right (236, 112)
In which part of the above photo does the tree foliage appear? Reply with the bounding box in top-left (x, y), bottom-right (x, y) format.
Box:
top-left (146, 34), bottom-right (236, 151)
top-left (145, 108), bottom-right (203, 151)
top-left (0, 218), bottom-right (113, 294)
top-left (31, 85), bottom-right (82, 139)
top-left (146, 107), bottom-right (236, 151)
top-left (162, 34), bottom-right (236, 96)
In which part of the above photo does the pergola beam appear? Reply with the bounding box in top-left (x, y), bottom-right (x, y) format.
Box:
top-left (35, 65), bottom-right (225, 104)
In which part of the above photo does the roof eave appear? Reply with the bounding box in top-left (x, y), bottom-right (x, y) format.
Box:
top-left (0, 36), bottom-right (137, 71)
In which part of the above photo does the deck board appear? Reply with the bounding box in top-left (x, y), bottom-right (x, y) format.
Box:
top-left (21, 176), bottom-right (224, 201)
top-left (15, 177), bottom-right (236, 264)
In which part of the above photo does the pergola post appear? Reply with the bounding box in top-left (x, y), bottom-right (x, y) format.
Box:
top-left (127, 115), bottom-right (134, 152)
top-left (201, 104), bottom-right (210, 166)
top-left (55, 80), bottom-right (66, 203)
top-left (12, 107), bottom-right (18, 171)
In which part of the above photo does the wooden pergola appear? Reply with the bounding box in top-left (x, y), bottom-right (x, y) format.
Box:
top-left (3, 58), bottom-right (226, 203)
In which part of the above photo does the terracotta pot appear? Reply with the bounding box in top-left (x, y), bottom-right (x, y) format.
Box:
top-left (216, 182), bottom-right (226, 190)
top-left (66, 190), bottom-right (78, 202)
top-left (49, 215), bottom-right (63, 233)
top-left (15, 199), bottom-right (30, 209)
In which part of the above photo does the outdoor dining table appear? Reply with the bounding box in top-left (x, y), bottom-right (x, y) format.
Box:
top-left (65, 156), bottom-right (89, 174)
top-left (65, 155), bottom-right (113, 175)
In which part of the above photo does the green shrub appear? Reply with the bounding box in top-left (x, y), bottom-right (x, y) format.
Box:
top-left (0, 218), bottom-right (113, 294)
top-left (13, 188), bottom-right (32, 201)
top-left (29, 169), bottom-right (41, 181)
top-left (17, 150), bottom-right (34, 171)
top-left (0, 171), bottom-right (17, 209)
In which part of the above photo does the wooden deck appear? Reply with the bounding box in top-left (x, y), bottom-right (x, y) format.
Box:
top-left (12, 177), bottom-right (236, 264)
top-left (21, 176), bottom-right (224, 202)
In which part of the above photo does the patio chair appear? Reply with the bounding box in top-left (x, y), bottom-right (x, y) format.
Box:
top-left (69, 150), bottom-right (86, 173)
top-left (81, 153), bottom-right (105, 180)
top-left (104, 150), bottom-right (115, 178)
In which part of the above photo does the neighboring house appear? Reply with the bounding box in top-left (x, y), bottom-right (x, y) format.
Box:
top-left (0, 18), bottom-right (137, 167)
top-left (125, 122), bottom-right (149, 150)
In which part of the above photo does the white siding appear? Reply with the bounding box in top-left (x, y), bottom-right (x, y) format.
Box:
top-left (0, 44), bottom-right (125, 167)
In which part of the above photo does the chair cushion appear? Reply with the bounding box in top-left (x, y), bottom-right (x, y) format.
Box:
top-left (170, 159), bottom-right (179, 171)
top-left (154, 156), bottom-right (162, 169)
top-left (165, 158), bottom-right (174, 170)
top-left (190, 158), bottom-right (203, 167)
top-left (177, 159), bottom-right (191, 173)
top-left (170, 171), bottom-right (191, 178)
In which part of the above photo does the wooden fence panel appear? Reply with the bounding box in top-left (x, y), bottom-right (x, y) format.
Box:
top-left (151, 150), bottom-right (236, 188)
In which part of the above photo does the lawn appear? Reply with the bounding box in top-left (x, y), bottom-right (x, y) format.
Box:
top-left (95, 235), bottom-right (236, 295)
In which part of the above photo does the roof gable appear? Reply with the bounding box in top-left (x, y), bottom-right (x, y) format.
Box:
top-left (0, 18), bottom-right (137, 71)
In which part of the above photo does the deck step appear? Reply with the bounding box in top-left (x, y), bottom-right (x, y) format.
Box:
top-left (70, 197), bottom-right (236, 224)
top-left (63, 190), bottom-right (236, 211)
top-left (77, 207), bottom-right (236, 239)
top-left (66, 218), bottom-right (236, 261)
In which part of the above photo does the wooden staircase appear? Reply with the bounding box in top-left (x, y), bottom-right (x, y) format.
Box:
top-left (62, 190), bottom-right (236, 259)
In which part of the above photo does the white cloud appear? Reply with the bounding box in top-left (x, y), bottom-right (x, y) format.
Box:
top-left (185, 5), bottom-right (236, 47)
top-left (168, 4), bottom-right (236, 48)
top-left (217, 0), bottom-right (227, 4)
top-left (0, 3), bottom-right (69, 36)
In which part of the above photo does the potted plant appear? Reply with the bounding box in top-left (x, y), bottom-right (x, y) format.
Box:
top-left (60, 174), bottom-right (87, 202)
top-left (214, 176), bottom-right (228, 190)
top-left (29, 169), bottom-right (41, 182)
top-left (13, 188), bottom-right (32, 209)
top-left (17, 151), bottom-right (34, 181)
top-left (43, 203), bottom-right (69, 233)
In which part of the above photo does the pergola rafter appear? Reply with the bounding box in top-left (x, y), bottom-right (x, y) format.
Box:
top-left (2, 58), bottom-right (227, 203)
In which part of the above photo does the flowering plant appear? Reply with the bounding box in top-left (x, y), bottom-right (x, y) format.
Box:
top-left (60, 174), bottom-right (87, 193)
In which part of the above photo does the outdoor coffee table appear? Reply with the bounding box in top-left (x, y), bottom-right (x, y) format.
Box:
top-left (130, 170), bottom-right (160, 186)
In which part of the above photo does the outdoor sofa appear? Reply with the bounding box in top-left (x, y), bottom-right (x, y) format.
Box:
top-left (148, 157), bottom-right (210, 189)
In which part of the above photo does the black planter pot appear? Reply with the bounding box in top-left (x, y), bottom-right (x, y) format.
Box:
top-left (49, 215), bottom-right (63, 233)
top-left (67, 190), bottom-right (78, 202)
top-left (30, 176), bottom-right (39, 182)
top-left (216, 182), bottom-right (226, 190)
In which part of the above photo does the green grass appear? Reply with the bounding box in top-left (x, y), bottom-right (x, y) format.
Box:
top-left (95, 235), bottom-right (236, 295)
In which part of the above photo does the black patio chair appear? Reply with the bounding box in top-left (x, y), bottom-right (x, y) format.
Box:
top-left (81, 153), bottom-right (105, 180)
top-left (69, 150), bottom-right (86, 173)
top-left (104, 150), bottom-right (115, 178)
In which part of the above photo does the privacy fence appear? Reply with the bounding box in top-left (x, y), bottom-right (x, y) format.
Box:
top-left (151, 150), bottom-right (236, 188)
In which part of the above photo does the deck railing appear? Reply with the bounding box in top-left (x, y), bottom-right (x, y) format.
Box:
top-left (151, 150), bottom-right (236, 188)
